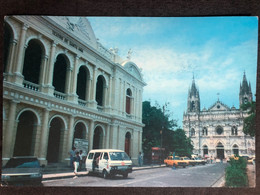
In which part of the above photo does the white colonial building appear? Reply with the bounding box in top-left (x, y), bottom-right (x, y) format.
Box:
top-left (183, 73), bottom-right (255, 159)
top-left (3, 16), bottom-right (146, 166)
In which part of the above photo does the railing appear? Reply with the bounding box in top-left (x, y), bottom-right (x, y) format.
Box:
top-left (54, 90), bottom-right (66, 100)
top-left (78, 99), bottom-right (87, 106)
top-left (23, 80), bottom-right (40, 92)
top-left (126, 113), bottom-right (132, 119)
top-left (97, 42), bottom-right (116, 61)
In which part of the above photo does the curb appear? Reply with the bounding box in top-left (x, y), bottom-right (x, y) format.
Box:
top-left (43, 165), bottom-right (166, 181)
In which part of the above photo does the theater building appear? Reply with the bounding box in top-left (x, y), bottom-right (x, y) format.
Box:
top-left (3, 16), bottom-right (146, 165)
top-left (183, 73), bottom-right (255, 159)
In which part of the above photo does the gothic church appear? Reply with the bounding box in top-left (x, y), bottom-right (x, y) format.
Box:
top-left (183, 73), bottom-right (255, 159)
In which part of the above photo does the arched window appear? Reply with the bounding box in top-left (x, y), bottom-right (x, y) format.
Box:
top-left (96, 76), bottom-right (105, 106)
top-left (22, 39), bottom-right (43, 84)
top-left (231, 126), bottom-right (238, 135)
top-left (53, 54), bottom-right (69, 93)
top-left (202, 127), bottom-right (208, 136)
top-left (126, 88), bottom-right (132, 114)
top-left (76, 66), bottom-right (88, 100)
top-left (4, 22), bottom-right (12, 73)
top-left (190, 128), bottom-right (195, 137)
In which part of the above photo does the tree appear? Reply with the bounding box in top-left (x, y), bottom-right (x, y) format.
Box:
top-left (142, 101), bottom-right (177, 162)
top-left (241, 101), bottom-right (256, 137)
top-left (172, 129), bottom-right (194, 157)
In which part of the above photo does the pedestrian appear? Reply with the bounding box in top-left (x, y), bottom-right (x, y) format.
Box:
top-left (73, 152), bottom-right (80, 179)
top-left (138, 152), bottom-right (143, 167)
top-left (79, 150), bottom-right (83, 171)
top-left (68, 147), bottom-right (76, 169)
top-left (210, 156), bottom-right (213, 164)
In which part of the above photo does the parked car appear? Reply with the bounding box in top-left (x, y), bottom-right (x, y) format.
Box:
top-left (1, 156), bottom-right (44, 186)
top-left (191, 157), bottom-right (206, 165)
top-left (85, 149), bottom-right (132, 179)
top-left (180, 157), bottom-right (197, 166)
top-left (247, 157), bottom-right (255, 164)
top-left (164, 156), bottom-right (187, 168)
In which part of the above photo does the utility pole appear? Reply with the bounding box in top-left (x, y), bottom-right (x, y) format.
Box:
top-left (160, 105), bottom-right (165, 165)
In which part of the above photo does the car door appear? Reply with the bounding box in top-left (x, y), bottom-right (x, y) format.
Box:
top-left (99, 152), bottom-right (109, 172)
top-left (86, 152), bottom-right (94, 171)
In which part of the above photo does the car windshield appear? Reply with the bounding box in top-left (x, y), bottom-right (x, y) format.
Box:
top-left (4, 158), bottom-right (40, 168)
top-left (174, 157), bottom-right (180, 160)
top-left (183, 157), bottom-right (189, 160)
top-left (109, 152), bottom-right (130, 161)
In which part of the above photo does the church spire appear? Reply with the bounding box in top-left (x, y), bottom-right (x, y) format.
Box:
top-left (187, 75), bottom-right (200, 113)
top-left (239, 71), bottom-right (253, 106)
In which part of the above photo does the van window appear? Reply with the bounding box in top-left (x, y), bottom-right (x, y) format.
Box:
top-left (103, 153), bottom-right (109, 160)
top-left (109, 152), bottom-right (130, 161)
top-left (88, 153), bottom-right (94, 159)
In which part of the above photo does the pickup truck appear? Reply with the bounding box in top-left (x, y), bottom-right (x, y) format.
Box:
top-left (164, 156), bottom-right (187, 168)
top-left (180, 157), bottom-right (197, 166)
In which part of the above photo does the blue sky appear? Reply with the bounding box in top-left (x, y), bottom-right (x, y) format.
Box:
top-left (88, 17), bottom-right (258, 127)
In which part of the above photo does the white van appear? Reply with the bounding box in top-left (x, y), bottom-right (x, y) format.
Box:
top-left (85, 149), bottom-right (132, 179)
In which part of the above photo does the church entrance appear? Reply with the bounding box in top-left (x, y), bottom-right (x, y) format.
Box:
top-left (216, 142), bottom-right (224, 160)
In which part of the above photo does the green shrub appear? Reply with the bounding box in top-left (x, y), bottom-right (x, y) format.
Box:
top-left (225, 156), bottom-right (248, 187)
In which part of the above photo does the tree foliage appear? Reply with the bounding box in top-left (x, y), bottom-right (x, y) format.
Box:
top-left (241, 101), bottom-right (256, 137)
top-left (142, 101), bottom-right (193, 163)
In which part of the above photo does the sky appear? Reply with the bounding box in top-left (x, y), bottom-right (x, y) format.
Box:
top-left (87, 17), bottom-right (258, 128)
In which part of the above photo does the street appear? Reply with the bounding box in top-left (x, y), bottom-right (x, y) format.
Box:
top-left (42, 163), bottom-right (227, 187)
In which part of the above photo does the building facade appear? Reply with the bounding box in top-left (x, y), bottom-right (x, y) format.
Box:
top-left (183, 74), bottom-right (255, 159)
top-left (3, 16), bottom-right (146, 166)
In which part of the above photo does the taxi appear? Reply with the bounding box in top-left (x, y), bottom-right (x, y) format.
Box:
top-left (164, 156), bottom-right (187, 168)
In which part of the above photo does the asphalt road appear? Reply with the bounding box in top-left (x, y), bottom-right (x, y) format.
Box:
top-left (42, 163), bottom-right (227, 187)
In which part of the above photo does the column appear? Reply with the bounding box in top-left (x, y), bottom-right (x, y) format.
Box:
top-left (110, 123), bottom-right (118, 149)
top-left (89, 67), bottom-right (97, 108)
top-left (67, 115), bottom-right (75, 156)
top-left (38, 108), bottom-right (50, 165)
top-left (88, 120), bottom-right (95, 151)
top-left (43, 41), bottom-right (57, 95)
top-left (65, 66), bottom-right (73, 99)
top-left (106, 124), bottom-right (110, 148)
top-left (67, 55), bottom-right (79, 102)
top-left (3, 100), bottom-right (18, 160)
top-left (39, 55), bottom-right (48, 90)
top-left (6, 39), bottom-right (18, 82)
top-left (13, 24), bottom-right (29, 85)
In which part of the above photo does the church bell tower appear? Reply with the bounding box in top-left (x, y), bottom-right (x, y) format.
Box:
top-left (239, 72), bottom-right (253, 106)
top-left (187, 76), bottom-right (200, 113)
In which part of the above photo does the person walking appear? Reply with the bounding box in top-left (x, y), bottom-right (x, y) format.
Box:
top-left (73, 152), bottom-right (80, 179)
top-left (79, 150), bottom-right (83, 171)
top-left (138, 152), bottom-right (143, 167)
top-left (69, 147), bottom-right (76, 169)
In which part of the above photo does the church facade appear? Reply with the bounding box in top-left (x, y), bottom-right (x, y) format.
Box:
top-left (183, 73), bottom-right (255, 159)
top-left (3, 16), bottom-right (146, 166)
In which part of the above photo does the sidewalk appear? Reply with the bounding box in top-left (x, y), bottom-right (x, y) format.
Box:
top-left (247, 164), bottom-right (256, 187)
top-left (43, 164), bottom-right (166, 180)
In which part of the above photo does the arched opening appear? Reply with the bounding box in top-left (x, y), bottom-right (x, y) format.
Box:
top-left (190, 128), bottom-right (195, 137)
top-left (4, 22), bottom-right (12, 73)
top-left (73, 122), bottom-right (86, 142)
top-left (190, 101), bottom-right (195, 111)
top-left (232, 126), bottom-right (238, 135)
top-left (22, 39), bottom-right (43, 84)
top-left (47, 117), bottom-right (64, 163)
top-left (216, 142), bottom-right (224, 160)
top-left (53, 54), bottom-right (68, 93)
top-left (13, 111), bottom-right (37, 156)
top-left (232, 144), bottom-right (239, 156)
top-left (203, 145), bottom-right (208, 157)
top-left (93, 126), bottom-right (103, 149)
top-left (126, 88), bottom-right (132, 114)
top-left (125, 132), bottom-right (131, 156)
top-left (76, 66), bottom-right (88, 100)
top-left (96, 75), bottom-right (105, 106)
top-left (203, 127), bottom-right (208, 136)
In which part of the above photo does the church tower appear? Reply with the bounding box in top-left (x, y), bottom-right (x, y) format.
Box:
top-left (239, 72), bottom-right (253, 106)
top-left (187, 76), bottom-right (200, 113)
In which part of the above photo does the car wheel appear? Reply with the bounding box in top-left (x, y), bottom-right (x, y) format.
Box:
top-left (102, 170), bottom-right (109, 179)
top-left (183, 165), bottom-right (186, 168)
top-left (123, 173), bottom-right (128, 178)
